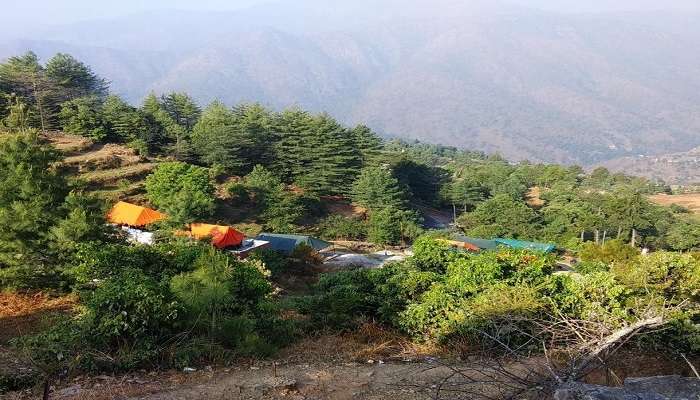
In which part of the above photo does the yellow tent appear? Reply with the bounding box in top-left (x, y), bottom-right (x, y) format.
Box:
top-left (106, 201), bottom-right (167, 227)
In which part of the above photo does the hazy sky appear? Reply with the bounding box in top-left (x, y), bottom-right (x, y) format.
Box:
top-left (0, 0), bottom-right (273, 33)
top-left (2, 0), bottom-right (698, 34)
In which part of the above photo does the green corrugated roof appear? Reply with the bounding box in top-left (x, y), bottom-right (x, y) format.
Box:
top-left (494, 238), bottom-right (557, 253)
top-left (255, 233), bottom-right (331, 255)
top-left (453, 235), bottom-right (499, 250)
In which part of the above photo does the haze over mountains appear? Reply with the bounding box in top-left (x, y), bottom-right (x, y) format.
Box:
top-left (3, 0), bottom-right (700, 168)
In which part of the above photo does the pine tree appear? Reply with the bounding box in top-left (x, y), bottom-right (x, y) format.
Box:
top-left (0, 133), bottom-right (69, 288)
top-left (102, 95), bottom-right (149, 143)
top-left (351, 166), bottom-right (407, 212)
top-left (303, 114), bottom-right (361, 195)
top-left (350, 124), bottom-right (382, 166)
top-left (44, 53), bottom-right (109, 101)
top-left (272, 108), bottom-right (315, 183)
top-left (0, 52), bottom-right (59, 131)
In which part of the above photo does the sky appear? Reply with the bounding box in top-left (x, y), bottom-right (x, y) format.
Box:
top-left (2, 0), bottom-right (699, 36)
top-left (0, 0), bottom-right (274, 34)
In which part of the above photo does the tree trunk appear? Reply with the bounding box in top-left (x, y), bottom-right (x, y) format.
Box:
top-left (43, 377), bottom-right (51, 400)
top-left (602, 230), bottom-right (607, 245)
top-left (631, 229), bottom-right (637, 247)
top-left (452, 204), bottom-right (457, 224)
top-left (33, 80), bottom-right (47, 133)
top-left (616, 227), bottom-right (622, 239)
top-left (580, 231), bottom-right (585, 242)
top-left (594, 229), bottom-right (600, 245)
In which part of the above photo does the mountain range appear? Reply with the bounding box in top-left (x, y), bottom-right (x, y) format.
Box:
top-left (3, 0), bottom-right (700, 171)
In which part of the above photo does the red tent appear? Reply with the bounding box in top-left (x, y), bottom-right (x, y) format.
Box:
top-left (189, 223), bottom-right (245, 249)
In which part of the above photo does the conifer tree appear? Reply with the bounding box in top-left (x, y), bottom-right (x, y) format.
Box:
top-left (351, 166), bottom-right (407, 212)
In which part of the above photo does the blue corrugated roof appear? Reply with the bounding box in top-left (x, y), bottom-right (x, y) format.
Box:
top-left (255, 233), bottom-right (331, 255)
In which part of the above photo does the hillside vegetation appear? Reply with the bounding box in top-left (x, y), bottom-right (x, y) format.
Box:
top-left (0, 52), bottom-right (699, 398)
top-left (3, 1), bottom-right (700, 167)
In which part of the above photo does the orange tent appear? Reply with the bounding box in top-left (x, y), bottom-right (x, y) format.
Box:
top-left (189, 223), bottom-right (245, 249)
top-left (106, 201), bottom-right (167, 227)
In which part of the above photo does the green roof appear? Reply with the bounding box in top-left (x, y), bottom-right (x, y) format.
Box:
top-left (453, 235), bottom-right (499, 250)
top-left (255, 233), bottom-right (332, 255)
top-left (494, 238), bottom-right (557, 253)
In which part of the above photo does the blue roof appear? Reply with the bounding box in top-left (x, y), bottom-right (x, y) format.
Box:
top-left (494, 238), bottom-right (557, 253)
top-left (255, 233), bottom-right (332, 255)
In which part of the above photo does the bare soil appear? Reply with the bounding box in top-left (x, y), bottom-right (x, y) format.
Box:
top-left (649, 193), bottom-right (700, 214)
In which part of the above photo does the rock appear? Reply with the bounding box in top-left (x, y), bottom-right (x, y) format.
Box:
top-left (555, 376), bottom-right (700, 400)
top-left (55, 384), bottom-right (82, 396)
top-left (624, 376), bottom-right (700, 399)
top-left (183, 367), bottom-right (197, 373)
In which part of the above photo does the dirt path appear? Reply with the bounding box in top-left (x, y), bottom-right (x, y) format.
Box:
top-left (130, 360), bottom-right (441, 400)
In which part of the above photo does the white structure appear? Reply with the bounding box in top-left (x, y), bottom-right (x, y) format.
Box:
top-left (121, 226), bottom-right (155, 245)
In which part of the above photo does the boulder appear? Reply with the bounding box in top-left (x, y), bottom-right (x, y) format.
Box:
top-left (554, 376), bottom-right (700, 400)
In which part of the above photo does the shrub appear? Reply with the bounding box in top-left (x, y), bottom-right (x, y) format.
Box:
top-left (69, 242), bottom-right (195, 286)
top-left (297, 269), bottom-right (383, 329)
top-left (612, 251), bottom-right (700, 301)
top-left (367, 207), bottom-right (423, 246)
top-left (579, 239), bottom-right (639, 265)
top-left (318, 215), bottom-right (367, 241)
top-left (83, 269), bottom-right (182, 344)
top-left (574, 261), bottom-right (609, 274)
top-left (541, 272), bottom-right (631, 326)
top-left (247, 248), bottom-right (290, 277)
top-left (170, 249), bottom-right (272, 337)
top-left (410, 235), bottom-right (455, 273)
top-left (145, 162), bottom-right (215, 224)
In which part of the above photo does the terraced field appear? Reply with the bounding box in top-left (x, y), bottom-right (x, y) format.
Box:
top-left (44, 133), bottom-right (155, 203)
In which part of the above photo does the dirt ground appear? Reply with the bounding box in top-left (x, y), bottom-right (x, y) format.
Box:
top-left (649, 193), bottom-right (700, 214)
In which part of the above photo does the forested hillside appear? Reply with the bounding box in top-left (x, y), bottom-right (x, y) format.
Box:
top-left (2, 51), bottom-right (699, 250)
top-left (3, 0), bottom-right (700, 168)
top-left (1, 51), bottom-right (699, 399)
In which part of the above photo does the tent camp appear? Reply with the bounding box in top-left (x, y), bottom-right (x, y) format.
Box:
top-left (188, 223), bottom-right (245, 249)
top-left (106, 201), bottom-right (167, 227)
top-left (494, 238), bottom-right (557, 253)
top-left (255, 233), bottom-right (331, 255)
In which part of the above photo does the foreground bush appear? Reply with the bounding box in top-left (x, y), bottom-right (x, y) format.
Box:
top-left (299, 234), bottom-right (700, 354)
top-left (14, 242), bottom-right (291, 377)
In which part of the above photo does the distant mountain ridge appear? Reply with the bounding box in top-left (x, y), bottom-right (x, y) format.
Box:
top-left (3, 1), bottom-right (700, 169)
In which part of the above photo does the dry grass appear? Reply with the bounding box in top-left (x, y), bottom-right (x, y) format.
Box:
top-left (348, 322), bottom-right (444, 362)
top-left (526, 186), bottom-right (545, 208)
top-left (79, 163), bottom-right (156, 184)
top-left (0, 292), bottom-right (78, 343)
top-left (649, 193), bottom-right (700, 214)
top-left (280, 322), bottom-right (443, 364)
top-left (42, 132), bottom-right (94, 154)
top-left (64, 144), bottom-right (142, 172)
top-left (0, 292), bottom-right (77, 318)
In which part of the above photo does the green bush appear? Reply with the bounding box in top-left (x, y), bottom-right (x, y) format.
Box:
top-left (297, 268), bottom-right (384, 329)
top-left (612, 251), bottom-right (700, 301)
top-left (410, 235), bottom-right (455, 273)
top-left (145, 162), bottom-right (216, 224)
top-left (247, 248), bottom-right (290, 277)
top-left (367, 207), bottom-right (423, 246)
top-left (84, 269), bottom-right (182, 344)
top-left (541, 272), bottom-right (631, 325)
top-left (579, 239), bottom-right (639, 265)
top-left (574, 261), bottom-right (609, 274)
top-left (318, 215), bottom-right (367, 241)
top-left (69, 241), bottom-right (203, 286)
